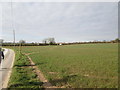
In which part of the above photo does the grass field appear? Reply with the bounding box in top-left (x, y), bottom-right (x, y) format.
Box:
top-left (8, 43), bottom-right (118, 88)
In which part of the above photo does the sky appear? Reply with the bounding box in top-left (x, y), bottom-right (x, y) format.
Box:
top-left (0, 2), bottom-right (118, 43)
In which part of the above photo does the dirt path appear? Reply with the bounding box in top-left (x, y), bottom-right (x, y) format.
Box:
top-left (24, 53), bottom-right (57, 88)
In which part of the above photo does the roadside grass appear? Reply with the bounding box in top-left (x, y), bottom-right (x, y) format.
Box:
top-left (20, 43), bottom-right (118, 88)
top-left (8, 49), bottom-right (43, 89)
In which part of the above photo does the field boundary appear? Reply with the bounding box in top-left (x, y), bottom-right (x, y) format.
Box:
top-left (24, 53), bottom-right (56, 88)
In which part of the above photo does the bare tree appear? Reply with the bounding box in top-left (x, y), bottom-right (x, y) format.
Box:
top-left (43, 38), bottom-right (55, 45)
top-left (0, 39), bottom-right (4, 44)
top-left (115, 38), bottom-right (120, 43)
top-left (19, 40), bottom-right (26, 44)
top-left (0, 39), bottom-right (4, 46)
top-left (42, 39), bottom-right (47, 44)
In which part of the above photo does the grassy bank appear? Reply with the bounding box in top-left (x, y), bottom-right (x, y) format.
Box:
top-left (8, 49), bottom-right (43, 88)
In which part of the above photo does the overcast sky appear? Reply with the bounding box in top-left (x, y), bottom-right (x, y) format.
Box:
top-left (1, 2), bottom-right (118, 43)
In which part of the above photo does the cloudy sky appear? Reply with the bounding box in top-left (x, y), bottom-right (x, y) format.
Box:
top-left (1, 2), bottom-right (118, 43)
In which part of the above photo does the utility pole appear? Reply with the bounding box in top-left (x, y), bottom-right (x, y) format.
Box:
top-left (13, 29), bottom-right (15, 47)
top-left (11, 0), bottom-right (15, 48)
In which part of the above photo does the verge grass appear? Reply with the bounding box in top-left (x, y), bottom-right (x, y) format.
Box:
top-left (7, 49), bottom-right (43, 89)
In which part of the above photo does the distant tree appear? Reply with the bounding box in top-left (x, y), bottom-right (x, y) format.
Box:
top-left (43, 38), bottom-right (55, 45)
top-left (48, 38), bottom-right (55, 45)
top-left (103, 40), bottom-right (107, 43)
top-left (19, 40), bottom-right (26, 44)
top-left (115, 38), bottom-right (120, 43)
top-left (0, 39), bottom-right (4, 44)
top-left (42, 39), bottom-right (47, 44)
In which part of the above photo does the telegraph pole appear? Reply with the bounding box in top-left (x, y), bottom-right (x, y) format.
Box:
top-left (13, 29), bottom-right (15, 47)
top-left (11, 0), bottom-right (15, 48)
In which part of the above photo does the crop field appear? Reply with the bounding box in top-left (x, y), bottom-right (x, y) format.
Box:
top-left (8, 43), bottom-right (118, 88)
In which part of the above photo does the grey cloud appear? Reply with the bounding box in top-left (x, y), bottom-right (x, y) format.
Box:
top-left (2, 2), bottom-right (118, 42)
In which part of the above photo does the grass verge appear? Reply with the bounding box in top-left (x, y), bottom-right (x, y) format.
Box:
top-left (8, 49), bottom-right (43, 89)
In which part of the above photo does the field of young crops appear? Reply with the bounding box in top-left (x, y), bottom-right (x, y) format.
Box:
top-left (8, 43), bottom-right (118, 88)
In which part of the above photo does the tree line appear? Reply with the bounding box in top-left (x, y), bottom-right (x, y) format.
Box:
top-left (0, 38), bottom-right (120, 46)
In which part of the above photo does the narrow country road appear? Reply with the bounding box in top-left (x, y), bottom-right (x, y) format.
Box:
top-left (0, 49), bottom-right (15, 89)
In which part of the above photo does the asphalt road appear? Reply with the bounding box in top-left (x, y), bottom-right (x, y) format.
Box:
top-left (0, 49), bottom-right (15, 89)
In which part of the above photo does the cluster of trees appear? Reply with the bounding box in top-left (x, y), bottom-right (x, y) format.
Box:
top-left (0, 38), bottom-right (56, 46)
top-left (0, 38), bottom-right (120, 46)
top-left (42, 38), bottom-right (55, 45)
top-left (0, 39), bottom-right (4, 45)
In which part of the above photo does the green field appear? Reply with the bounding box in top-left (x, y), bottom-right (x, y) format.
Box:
top-left (8, 43), bottom-right (118, 88)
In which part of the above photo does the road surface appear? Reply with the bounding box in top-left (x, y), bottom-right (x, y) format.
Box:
top-left (0, 49), bottom-right (15, 89)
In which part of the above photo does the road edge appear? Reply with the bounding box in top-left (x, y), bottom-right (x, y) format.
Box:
top-left (2, 49), bottom-right (15, 88)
